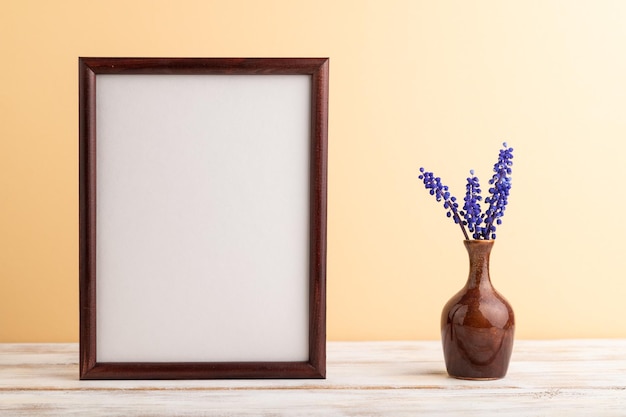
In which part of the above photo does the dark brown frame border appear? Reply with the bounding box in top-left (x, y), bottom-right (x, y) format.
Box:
top-left (79, 58), bottom-right (328, 380)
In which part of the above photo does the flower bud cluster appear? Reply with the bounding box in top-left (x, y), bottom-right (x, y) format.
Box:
top-left (482, 143), bottom-right (514, 239)
top-left (461, 170), bottom-right (484, 239)
top-left (418, 168), bottom-right (469, 240)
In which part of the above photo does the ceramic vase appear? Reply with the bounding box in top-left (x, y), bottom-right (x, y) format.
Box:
top-left (441, 240), bottom-right (515, 380)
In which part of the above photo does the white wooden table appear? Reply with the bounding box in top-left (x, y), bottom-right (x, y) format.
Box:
top-left (1, 340), bottom-right (625, 416)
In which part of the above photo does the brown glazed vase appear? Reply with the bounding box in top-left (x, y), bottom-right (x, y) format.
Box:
top-left (441, 240), bottom-right (515, 380)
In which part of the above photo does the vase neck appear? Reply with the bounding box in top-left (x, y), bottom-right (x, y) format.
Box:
top-left (464, 240), bottom-right (494, 289)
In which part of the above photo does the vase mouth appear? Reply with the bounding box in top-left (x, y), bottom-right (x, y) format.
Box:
top-left (463, 239), bottom-right (495, 245)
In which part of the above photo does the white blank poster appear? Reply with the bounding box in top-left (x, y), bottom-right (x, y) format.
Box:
top-left (95, 74), bottom-right (311, 362)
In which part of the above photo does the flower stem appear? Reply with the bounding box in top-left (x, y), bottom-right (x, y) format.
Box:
top-left (453, 210), bottom-right (470, 240)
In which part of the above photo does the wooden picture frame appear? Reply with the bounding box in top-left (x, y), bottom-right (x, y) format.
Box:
top-left (79, 58), bottom-right (328, 380)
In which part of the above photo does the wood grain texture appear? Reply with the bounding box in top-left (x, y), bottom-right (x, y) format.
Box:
top-left (2, 341), bottom-right (626, 416)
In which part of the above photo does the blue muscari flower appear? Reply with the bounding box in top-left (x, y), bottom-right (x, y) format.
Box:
top-left (419, 167), bottom-right (469, 240)
top-left (418, 143), bottom-right (513, 240)
top-left (481, 142), bottom-right (514, 239)
top-left (461, 170), bottom-right (483, 239)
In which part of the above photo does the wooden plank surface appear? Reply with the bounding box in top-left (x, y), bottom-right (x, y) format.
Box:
top-left (1, 340), bottom-right (625, 416)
